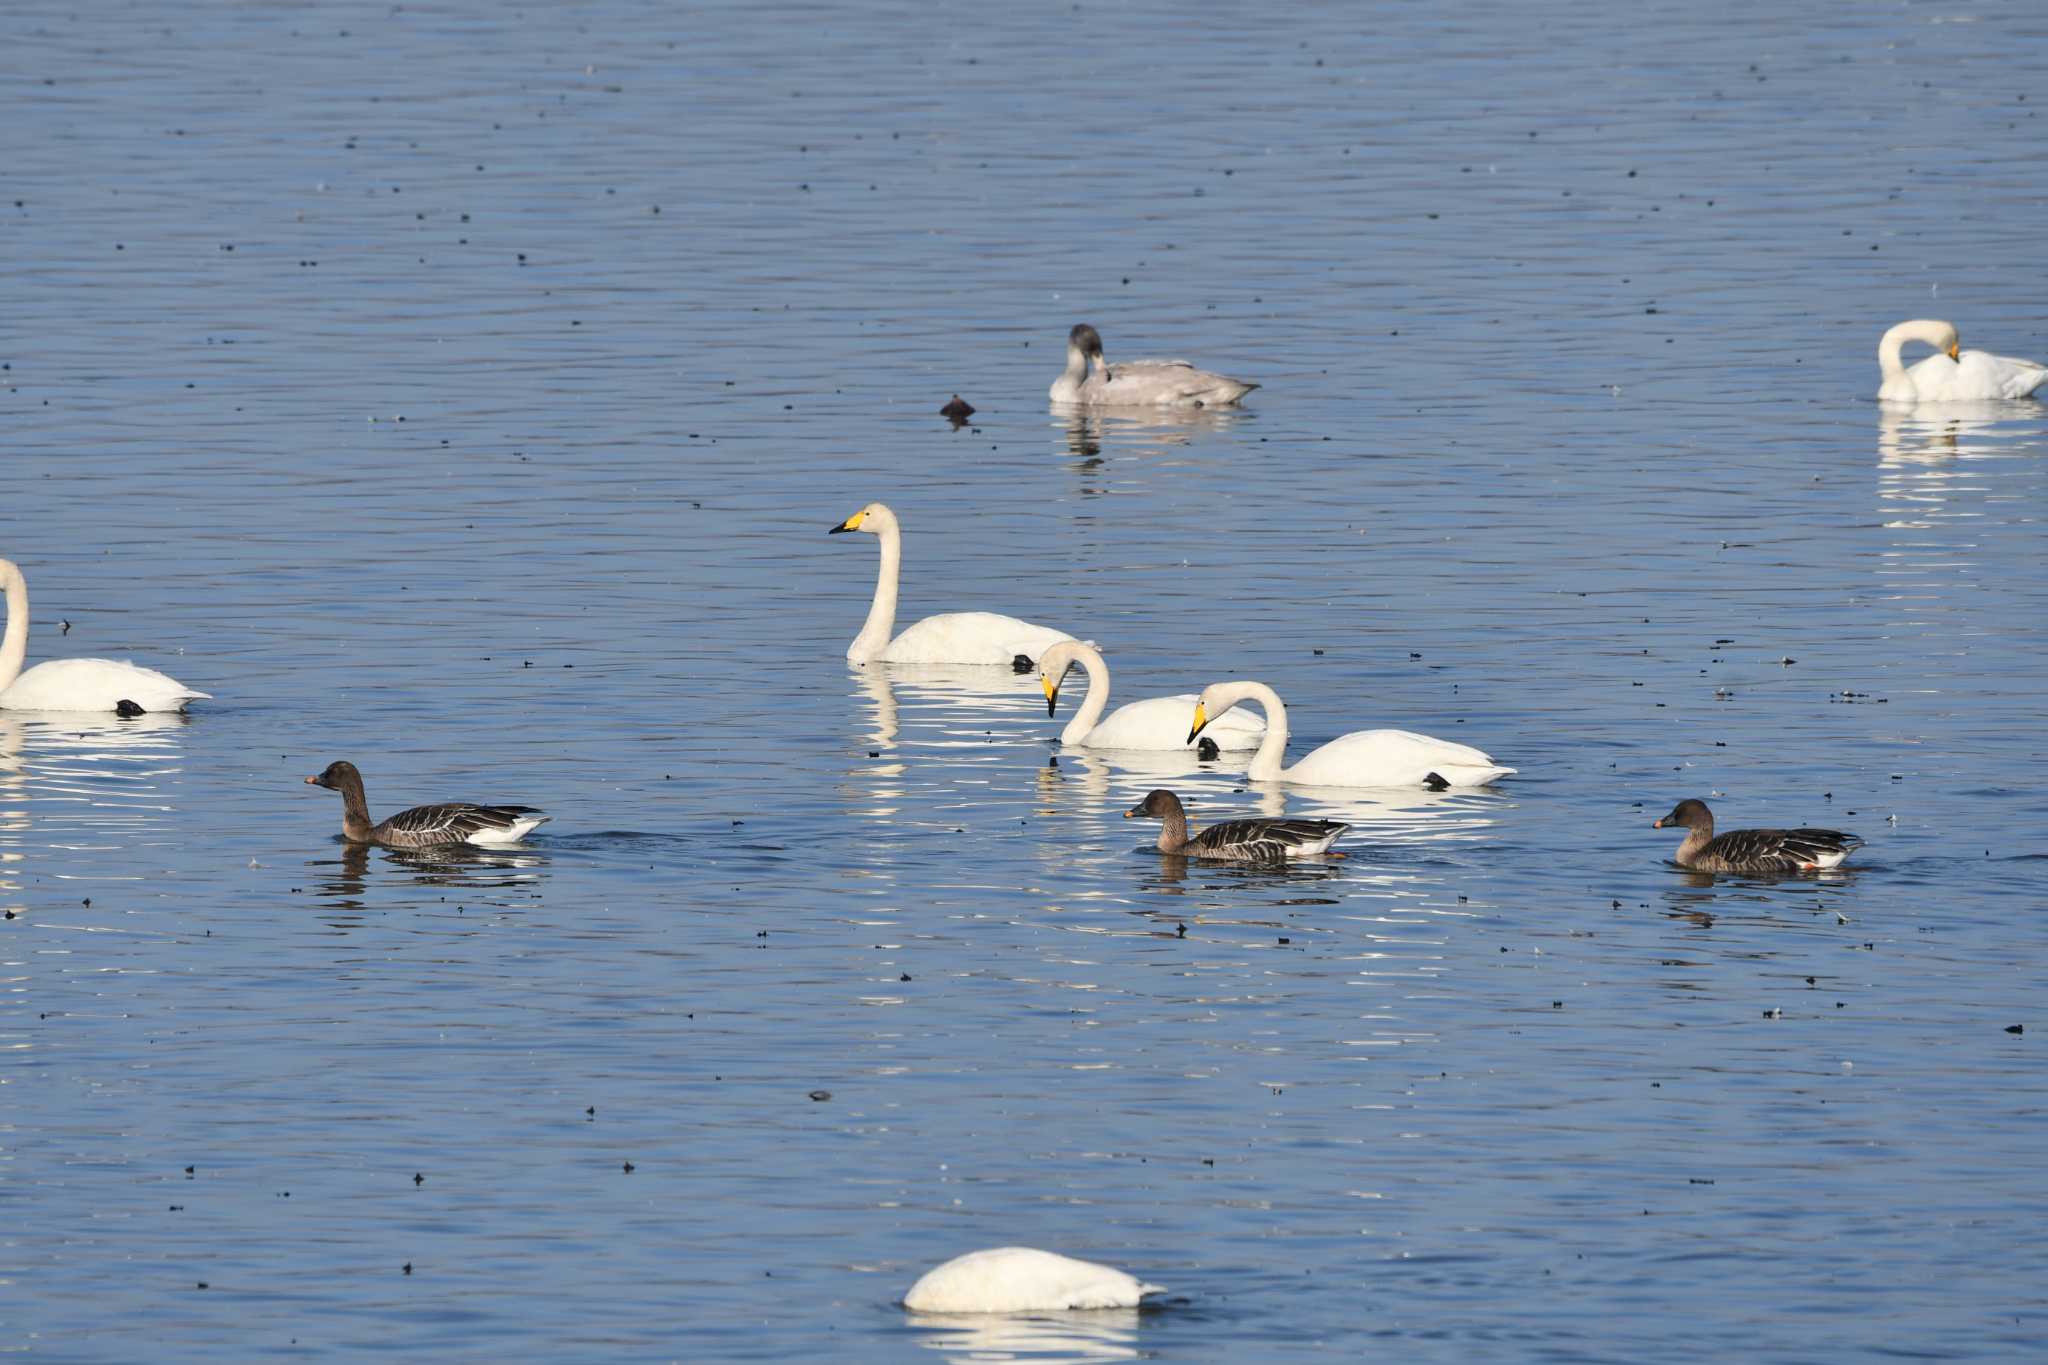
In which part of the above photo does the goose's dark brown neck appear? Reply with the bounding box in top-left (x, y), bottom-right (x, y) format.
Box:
top-left (334, 771), bottom-right (374, 842)
top-left (1155, 802), bottom-right (1190, 853)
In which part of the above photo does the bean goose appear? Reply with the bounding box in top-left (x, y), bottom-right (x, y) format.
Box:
top-left (305, 760), bottom-right (548, 848)
top-left (1049, 323), bottom-right (1257, 408)
top-left (1125, 788), bottom-right (1348, 862)
top-left (1652, 798), bottom-right (1861, 873)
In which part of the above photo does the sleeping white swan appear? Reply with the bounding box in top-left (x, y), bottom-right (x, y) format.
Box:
top-left (0, 557), bottom-right (209, 713)
top-left (903, 1247), bottom-right (1165, 1314)
top-left (1188, 680), bottom-right (1513, 788)
top-left (829, 503), bottom-right (1076, 668)
top-left (1877, 319), bottom-right (2048, 402)
top-left (1049, 324), bottom-right (1258, 408)
top-left (1039, 640), bottom-right (1262, 751)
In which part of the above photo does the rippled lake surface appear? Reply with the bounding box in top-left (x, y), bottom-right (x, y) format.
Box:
top-left (7, 1), bottom-right (2047, 1359)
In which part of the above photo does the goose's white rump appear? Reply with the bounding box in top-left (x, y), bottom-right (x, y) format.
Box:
top-left (1877, 319), bottom-right (2048, 402)
top-left (829, 502), bottom-right (1075, 667)
top-left (0, 558), bottom-right (209, 713)
top-left (1190, 680), bottom-right (1513, 788)
top-left (903, 1247), bottom-right (1166, 1314)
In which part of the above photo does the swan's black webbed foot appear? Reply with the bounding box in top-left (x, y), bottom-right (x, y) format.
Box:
top-left (1422, 771), bottom-right (1450, 792)
top-left (1011, 654), bottom-right (1033, 674)
top-left (115, 699), bottom-right (146, 718)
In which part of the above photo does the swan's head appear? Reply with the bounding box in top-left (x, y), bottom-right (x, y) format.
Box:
top-left (1187, 683), bottom-right (1242, 744)
top-left (1124, 788), bottom-right (1184, 821)
top-left (1036, 641), bottom-right (1084, 716)
top-left (828, 502), bottom-right (896, 537)
top-left (1884, 319), bottom-right (1961, 364)
top-left (1652, 798), bottom-right (1711, 831)
top-left (1068, 324), bottom-right (1104, 359)
top-left (306, 760), bottom-right (362, 791)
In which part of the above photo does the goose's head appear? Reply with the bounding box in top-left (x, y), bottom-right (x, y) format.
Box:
top-left (1652, 798), bottom-right (1712, 831)
top-left (1124, 789), bottom-right (1184, 821)
top-left (827, 502), bottom-right (897, 537)
top-left (306, 760), bottom-right (362, 791)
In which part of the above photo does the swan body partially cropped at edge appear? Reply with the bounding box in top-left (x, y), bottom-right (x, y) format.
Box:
top-left (1049, 323), bottom-right (1258, 408)
top-left (1038, 640), bottom-right (1262, 751)
top-left (903, 1247), bottom-right (1166, 1314)
top-left (1877, 319), bottom-right (2048, 402)
top-left (829, 503), bottom-right (1075, 667)
top-left (0, 557), bottom-right (209, 713)
top-left (1188, 681), bottom-right (1514, 788)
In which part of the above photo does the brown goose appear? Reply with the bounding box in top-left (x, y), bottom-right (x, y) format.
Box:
top-left (305, 761), bottom-right (548, 849)
top-left (1651, 799), bottom-right (1861, 873)
top-left (1125, 788), bottom-right (1348, 863)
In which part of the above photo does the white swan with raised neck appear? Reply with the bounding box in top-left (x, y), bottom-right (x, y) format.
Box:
top-left (828, 503), bottom-right (1076, 667)
top-left (1038, 640), bottom-right (1263, 750)
top-left (1878, 319), bottom-right (2048, 402)
top-left (1188, 680), bottom-right (1513, 788)
top-left (0, 557), bottom-right (209, 713)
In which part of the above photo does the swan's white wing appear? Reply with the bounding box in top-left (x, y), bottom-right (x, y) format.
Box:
top-left (903, 1247), bottom-right (1163, 1313)
top-left (1286, 727), bottom-right (1513, 788)
top-left (0, 657), bottom-right (209, 712)
top-left (1081, 693), bottom-right (1264, 750)
top-left (880, 612), bottom-right (1073, 667)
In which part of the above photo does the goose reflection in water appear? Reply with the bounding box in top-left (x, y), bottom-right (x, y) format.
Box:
top-left (310, 839), bottom-right (546, 915)
top-left (905, 1306), bottom-right (1146, 1362)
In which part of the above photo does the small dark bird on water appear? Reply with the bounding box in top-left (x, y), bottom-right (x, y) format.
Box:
top-left (940, 394), bottom-right (975, 422)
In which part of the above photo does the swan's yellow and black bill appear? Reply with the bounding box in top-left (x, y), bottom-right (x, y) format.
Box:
top-left (828, 510), bottom-right (866, 534)
top-left (1041, 675), bottom-right (1060, 716)
top-left (1186, 700), bottom-right (1209, 745)
top-left (1947, 341), bottom-right (1961, 361)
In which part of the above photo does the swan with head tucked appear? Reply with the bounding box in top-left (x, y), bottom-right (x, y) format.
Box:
top-left (1188, 680), bottom-right (1514, 788)
top-left (1877, 319), bottom-right (2048, 402)
top-left (829, 503), bottom-right (1076, 668)
top-left (0, 557), bottom-right (209, 713)
top-left (903, 1247), bottom-right (1165, 1314)
top-left (1049, 323), bottom-right (1258, 408)
top-left (1038, 640), bottom-right (1262, 752)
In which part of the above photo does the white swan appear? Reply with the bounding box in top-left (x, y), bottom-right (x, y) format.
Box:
top-left (1188, 681), bottom-right (1513, 788)
top-left (829, 503), bottom-right (1076, 668)
top-left (1049, 324), bottom-right (1258, 408)
top-left (0, 557), bottom-right (209, 713)
top-left (1877, 319), bottom-right (2048, 402)
top-left (1038, 640), bottom-right (1263, 751)
top-left (903, 1247), bottom-right (1166, 1314)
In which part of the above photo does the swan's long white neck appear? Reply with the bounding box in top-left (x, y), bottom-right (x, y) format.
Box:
top-left (848, 508), bottom-right (902, 664)
top-left (1060, 342), bottom-right (1092, 389)
top-left (1213, 681), bottom-right (1290, 780)
top-left (1879, 319), bottom-right (1956, 383)
top-left (1055, 643), bottom-right (1111, 745)
top-left (0, 560), bottom-right (28, 693)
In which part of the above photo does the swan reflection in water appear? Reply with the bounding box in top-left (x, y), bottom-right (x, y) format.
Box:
top-left (905, 1306), bottom-right (1146, 1362)
top-left (1057, 406), bottom-right (1253, 463)
top-left (1877, 400), bottom-right (2042, 468)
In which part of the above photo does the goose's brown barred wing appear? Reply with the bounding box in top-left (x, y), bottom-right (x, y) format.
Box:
top-left (376, 802), bottom-right (548, 849)
top-left (1707, 826), bottom-right (1862, 872)
top-left (1187, 817), bottom-right (1350, 863)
